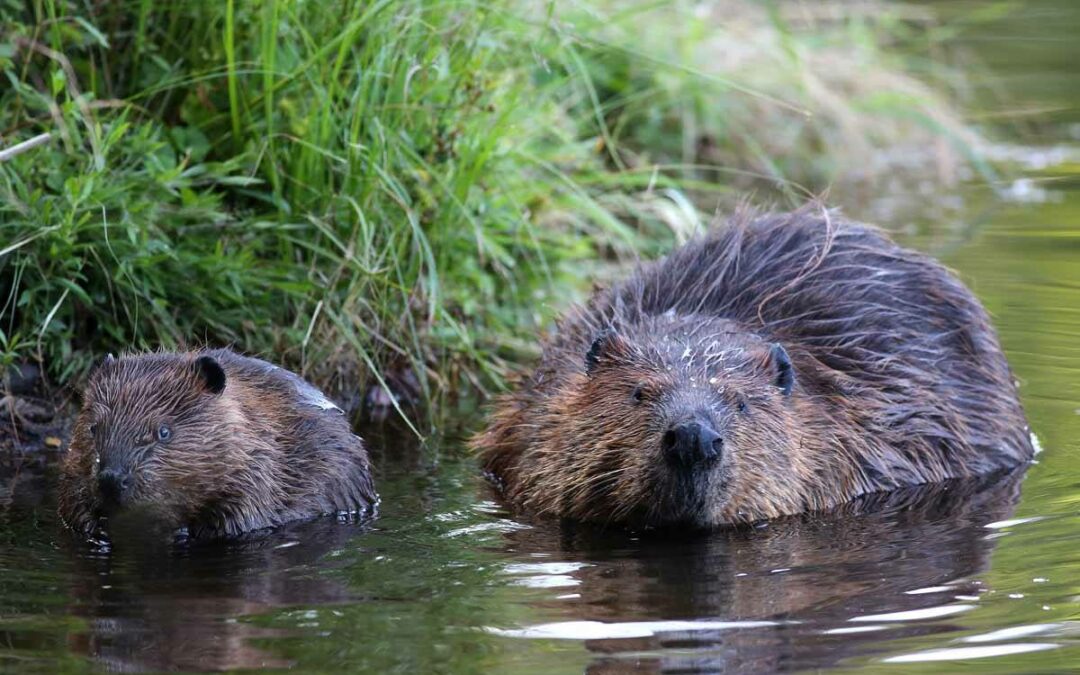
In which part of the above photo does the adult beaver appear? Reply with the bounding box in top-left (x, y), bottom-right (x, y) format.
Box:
top-left (474, 209), bottom-right (1033, 528)
top-left (58, 349), bottom-right (377, 540)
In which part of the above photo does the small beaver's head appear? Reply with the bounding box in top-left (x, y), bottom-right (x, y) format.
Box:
top-left (557, 314), bottom-right (802, 528)
top-left (63, 353), bottom-right (239, 531)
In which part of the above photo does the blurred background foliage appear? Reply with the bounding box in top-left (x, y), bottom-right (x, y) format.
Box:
top-left (0, 0), bottom-right (992, 422)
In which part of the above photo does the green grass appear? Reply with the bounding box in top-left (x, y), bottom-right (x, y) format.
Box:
top-left (0, 0), bottom-right (992, 425)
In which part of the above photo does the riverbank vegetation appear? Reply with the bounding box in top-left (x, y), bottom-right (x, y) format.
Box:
top-left (0, 0), bottom-right (991, 421)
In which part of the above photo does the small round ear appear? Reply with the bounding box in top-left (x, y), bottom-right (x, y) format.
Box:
top-left (585, 328), bottom-right (624, 376)
top-left (194, 355), bottom-right (227, 395)
top-left (91, 353), bottom-right (117, 377)
top-left (770, 343), bottom-right (795, 396)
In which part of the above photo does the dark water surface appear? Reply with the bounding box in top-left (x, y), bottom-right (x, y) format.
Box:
top-left (3, 2), bottom-right (1080, 673)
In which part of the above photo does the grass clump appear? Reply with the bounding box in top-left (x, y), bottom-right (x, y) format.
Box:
top-left (0, 0), bottom-right (990, 423)
top-left (557, 1), bottom-right (989, 197)
top-left (2, 0), bottom-right (629, 408)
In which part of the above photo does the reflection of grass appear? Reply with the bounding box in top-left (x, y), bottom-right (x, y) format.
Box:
top-left (0, 1), bottom-right (986, 418)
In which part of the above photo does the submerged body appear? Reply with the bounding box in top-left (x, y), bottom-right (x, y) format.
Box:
top-left (59, 349), bottom-right (376, 540)
top-left (474, 209), bottom-right (1033, 528)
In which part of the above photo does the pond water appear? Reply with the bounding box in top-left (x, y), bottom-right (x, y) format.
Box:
top-left (3, 2), bottom-right (1080, 673)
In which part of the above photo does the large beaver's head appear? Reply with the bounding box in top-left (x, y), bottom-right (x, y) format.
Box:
top-left (552, 314), bottom-right (804, 528)
top-left (61, 353), bottom-right (245, 534)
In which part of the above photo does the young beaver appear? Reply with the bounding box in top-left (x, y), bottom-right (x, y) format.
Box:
top-left (58, 349), bottom-right (377, 540)
top-left (473, 209), bottom-right (1033, 528)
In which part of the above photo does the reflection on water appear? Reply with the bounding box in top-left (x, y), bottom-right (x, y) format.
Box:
top-left (490, 471), bottom-right (1029, 673)
top-left (2, 1), bottom-right (1080, 672)
top-left (7, 456), bottom-right (1075, 673)
top-left (63, 520), bottom-right (370, 672)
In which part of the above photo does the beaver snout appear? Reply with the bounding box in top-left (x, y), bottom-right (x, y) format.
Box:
top-left (662, 418), bottom-right (723, 467)
top-left (97, 467), bottom-right (133, 508)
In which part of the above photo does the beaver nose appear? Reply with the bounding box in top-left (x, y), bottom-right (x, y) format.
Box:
top-left (662, 420), bottom-right (723, 466)
top-left (97, 468), bottom-right (132, 506)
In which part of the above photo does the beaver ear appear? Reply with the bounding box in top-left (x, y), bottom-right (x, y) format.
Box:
top-left (194, 356), bottom-right (227, 395)
top-left (90, 353), bottom-right (117, 378)
top-left (585, 328), bottom-right (627, 375)
top-left (770, 343), bottom-right (795, 396)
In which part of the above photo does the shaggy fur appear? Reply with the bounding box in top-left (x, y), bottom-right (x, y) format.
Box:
top-left (473, 208), bottom-right (1033, 528)
top-left (58, 349), bottom-right (377, 540)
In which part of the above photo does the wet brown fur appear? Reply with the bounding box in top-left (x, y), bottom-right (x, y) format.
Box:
top-left (473, 208), bottom-right (1033, 528)
top-left (58, 349), bottom-right (377, 539)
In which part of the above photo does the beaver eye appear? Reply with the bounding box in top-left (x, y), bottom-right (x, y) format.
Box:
top-left (156, 423), bottom-right (172, 442)
top-left (631, 383), bottom-right (647, 404)
top-left (737, 397), bottom-right (750, 414)
top-left (89, 423), bottom-right (98, 437)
